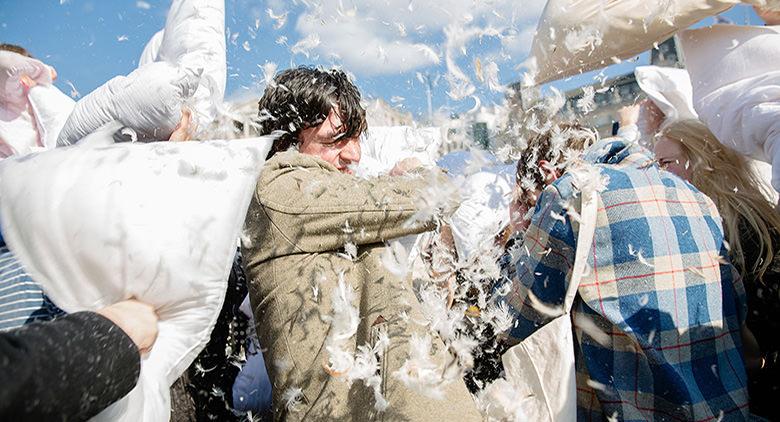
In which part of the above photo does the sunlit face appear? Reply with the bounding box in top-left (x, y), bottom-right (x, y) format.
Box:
top-left (298, 108), bottom-right (361, 174)
top-left (654, 137), bottom-right (692, 181)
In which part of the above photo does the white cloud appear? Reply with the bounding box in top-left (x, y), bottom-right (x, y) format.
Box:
top-left (294, 12), bottom-right (440, 75)
top-left (290, 0), bottom-right (547, 76)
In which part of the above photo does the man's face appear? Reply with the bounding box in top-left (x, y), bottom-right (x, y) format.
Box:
top-left (298, 108), bottom-right (361, 174)
top-left (654, 137), bottom-right (692, 181)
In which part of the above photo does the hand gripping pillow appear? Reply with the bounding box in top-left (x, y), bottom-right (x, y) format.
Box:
top-left (0, 136), bottom-right (272, 421)
top-left (357, 126), bottom-right (443, 176)
top-left (0, 50), bottom-right (54, 109)
top-left (680, 24), bottom-right (780, 191)
top-left (0, 51), bottom-right (72, 158)
top-left (57, 0), bottom-right (226, 146)
top-left (526, 0), bottom-right (780, 85)
top-left (634, 65), bottom-right (698, 124)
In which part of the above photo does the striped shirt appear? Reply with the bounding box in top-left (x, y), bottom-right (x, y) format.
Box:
top-left (0, 246), bottom-right (64, 331)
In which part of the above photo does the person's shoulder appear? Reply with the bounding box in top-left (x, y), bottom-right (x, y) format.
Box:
top-left (264, 150), bottom-right (334, 172)
top-left (260, 151), bottom-right (338, 184)
top-left (256, 151), bottom-right (344, 208)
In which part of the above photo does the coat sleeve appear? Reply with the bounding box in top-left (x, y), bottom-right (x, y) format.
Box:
top-left (256, 161), bottom-right (458, 254)
top-left (500, 185), bottom-right (577, 344)
top-left (0, 311), bottom-right (141, 421)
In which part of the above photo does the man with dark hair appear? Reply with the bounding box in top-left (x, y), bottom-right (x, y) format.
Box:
top-left (241, 66), bottom-right (481, 420)
top-left (258, 66), bottom-right (366, 162)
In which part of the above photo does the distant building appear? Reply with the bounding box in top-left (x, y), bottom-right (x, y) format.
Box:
top-left (507, 37), bottom-right (683, 138)
top-left (562, 37), bottom-right (683, 136)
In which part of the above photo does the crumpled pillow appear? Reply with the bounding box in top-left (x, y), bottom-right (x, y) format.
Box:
top-left (680, 24), bottom-right (780, 191)
top-left (57, 61), bottom-right (201, 145)
top-left (57, 0), bottom-right (226, 146)
top-left (0, 135), bottom-right (272, 422)
top-left (526, 0), bottom-right (779, 85)
top-left (437, 151), bottom-right (515, 264)
top-left (357, 126), bottom-right (443, 176)
top-left (634, 65), bottom-right (698, 124)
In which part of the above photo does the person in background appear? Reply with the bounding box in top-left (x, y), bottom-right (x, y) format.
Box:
top-left (502, 120), bottom-right (750, 420)
top-left (0, 299), bottom-right (158, 421)
top-left (654, 117), bottom-right (780, 420)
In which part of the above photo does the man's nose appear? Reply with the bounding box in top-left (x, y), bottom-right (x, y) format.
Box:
top-left (341, 137), bottom-right (361, 163)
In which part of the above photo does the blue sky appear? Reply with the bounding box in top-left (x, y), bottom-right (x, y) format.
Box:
top-left (0, 0), bottom-right (765, 120)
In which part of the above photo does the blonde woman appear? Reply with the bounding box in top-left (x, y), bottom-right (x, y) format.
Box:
top-left (655, 118), bottom-right (780, 420)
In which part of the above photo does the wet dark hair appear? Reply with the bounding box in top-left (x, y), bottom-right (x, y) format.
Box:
top-left (257, 66), bottom-right (367, 159)
top-left (0, 43), bottom-right (32, 58)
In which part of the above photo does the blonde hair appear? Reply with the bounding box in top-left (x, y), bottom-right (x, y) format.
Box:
top-left (661, 119), bottom-right (780, 281)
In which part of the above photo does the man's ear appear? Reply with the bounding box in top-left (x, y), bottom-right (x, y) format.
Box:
top-left (538, 160), bottom-right (560, 184)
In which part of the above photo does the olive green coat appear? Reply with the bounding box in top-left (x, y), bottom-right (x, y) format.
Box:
top-left (241, 151), bottom-right (481, 421)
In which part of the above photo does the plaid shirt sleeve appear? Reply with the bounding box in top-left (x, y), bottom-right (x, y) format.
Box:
top-left (502, 183), bottom-right (577, 342)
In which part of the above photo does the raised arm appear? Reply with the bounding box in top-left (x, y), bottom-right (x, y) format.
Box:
top-left (254, 153), bottom-right (458, 254)
top-left (501, 184), bottom-right (577, 344)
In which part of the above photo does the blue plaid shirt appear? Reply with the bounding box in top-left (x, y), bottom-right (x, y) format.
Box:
top-left (502, 139), bottom-right (749, 421)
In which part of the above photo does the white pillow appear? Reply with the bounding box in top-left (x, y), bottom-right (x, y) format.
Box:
top-left (634, 65), bottom-right (698, 124)
top-left (525, 0), bottom-right (778, 85)
top-left (357, 126), bottom-right (443, 176)
top-left (449, 165), bottom-right (515, 264)
top-left (436, 150), bottom-right (514, 263)
top-left (57, 0), bottom-right (226, 146)
top-left (57, 61), bottom-right (201, 145)
top-left (0, 136), bottom-right (272, 422)
top-left (139, 30), bottom-right (164, 67)
top-left (156, 0), bottom-right (226, 124)
top-left (680, 24), bottom-right (780, 191)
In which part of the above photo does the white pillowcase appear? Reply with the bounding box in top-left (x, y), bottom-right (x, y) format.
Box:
top-left (57, 61), bottom-right (202, 145)
top-left (0, 136), bottom-right (272, 421)
top-left (526, 0), bottom-right (779, 85)
top-left (437, 150), bottom-right (515, 264)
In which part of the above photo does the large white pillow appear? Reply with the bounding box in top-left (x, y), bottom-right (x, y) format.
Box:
top-left (0, 136), bottom-right (272, 421)
top-left (57, 0), bottom-right (226, 146)
top-left (526, 0), bottom-right (778, 85)
top-left (680, 24), bottom-right (780, 191)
